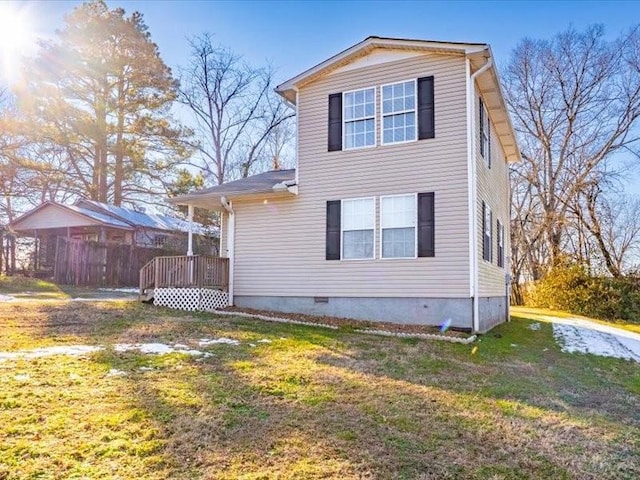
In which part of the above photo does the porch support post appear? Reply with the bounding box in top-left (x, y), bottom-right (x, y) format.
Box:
top-left (33, 229), bottom-right (38, 271)
top-left (187, 204), bottom-right (194, 256)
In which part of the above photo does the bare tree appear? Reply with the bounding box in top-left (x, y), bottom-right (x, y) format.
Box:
top-left (179, 34), bottom-right (294, 185)
top-left (504, 25), bottom-right (640, 281)
top-left (570, 183), bottom-right (640, 277)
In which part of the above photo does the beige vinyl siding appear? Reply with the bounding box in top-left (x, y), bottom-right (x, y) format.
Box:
top-left (230, 51), bottom-right (471, 298)
top-left (475, 84), bottom-right (510, 297)
top-left (13, 205), bottom-right (102, 230)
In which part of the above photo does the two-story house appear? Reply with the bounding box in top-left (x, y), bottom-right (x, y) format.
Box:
top-left (169, 36), bottom-right (520, 332)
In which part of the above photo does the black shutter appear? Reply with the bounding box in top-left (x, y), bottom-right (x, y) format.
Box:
top-left (417, 76), bottom-right (435, 140)
top-left (497, 220), bottom-right (504, 268)
top-left (482, 201), bottom-right (488, 261)
top-left (326, 200), bottom-right (341, 260)
top-left (489, 210), bottom-right (493, 263)
top-left (418, 192), bottom-right (435, 257)
top-left (479, 97), bottom-right (485, 158)
top-left (328, 93), bottom-right (342, 151)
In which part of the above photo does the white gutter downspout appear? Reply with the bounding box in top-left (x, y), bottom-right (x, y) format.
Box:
top-left (467, 53), bottom-right (492, 333)
top-left (293, 86), bottom-right (300, 187)
top-left (221, 196), bottom-right (235, 306)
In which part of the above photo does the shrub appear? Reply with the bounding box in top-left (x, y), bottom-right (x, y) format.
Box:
top-left (525, 264), bottom-right (640, 323)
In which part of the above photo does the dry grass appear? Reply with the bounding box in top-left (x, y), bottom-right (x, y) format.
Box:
top-left (0, 300), bottom-right (638, 479)
top-left (511, 306), bottom-right (640, 335)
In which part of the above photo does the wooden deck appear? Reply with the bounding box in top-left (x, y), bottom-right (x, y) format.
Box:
top-left (139, 255), bottom-right (229, 301)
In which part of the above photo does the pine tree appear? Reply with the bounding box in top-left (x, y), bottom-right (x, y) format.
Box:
top-left (15, 0), bottom-right (190, 206)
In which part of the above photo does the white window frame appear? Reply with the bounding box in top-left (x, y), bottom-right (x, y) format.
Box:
top-left (480, 99), bottom-right (490, 164)
top-left (342, 86), bottom-right (377, 151)
top-left (340, 196), bottom-right (376, 260)
top-left (379, 193), bottom-right (418, 260)
top-left (380, 79), bottom-right (418, 146)
top-left (484, 203), bottom-right (492, 263)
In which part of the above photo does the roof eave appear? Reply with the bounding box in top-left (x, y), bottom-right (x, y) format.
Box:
top-left (169, 189), bottom-right (298, 209)
top-left (467, 48), bottom-right (521, 163)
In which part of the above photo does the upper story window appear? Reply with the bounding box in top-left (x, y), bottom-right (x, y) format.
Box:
top-left (479, 97), bottom-right (491, 167)
top-left (381, 80), bottom-right (416, 145)
top-left (381, 194), bottom-right (416, 258)
top-left (341, 197), bottom-right (375, 259)
top-left (343, 88), bottom-right (376, 149)
top-left (328, 76), bottom-right (434, 152)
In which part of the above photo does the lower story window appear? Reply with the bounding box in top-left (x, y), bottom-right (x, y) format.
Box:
top-left (381, 194), bottom-right (416, 258)
top-left (342, 197), bottom-right (375, 259)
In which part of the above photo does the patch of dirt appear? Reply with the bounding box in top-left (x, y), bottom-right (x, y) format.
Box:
top-left (222, 306), bottom-right (471, 338)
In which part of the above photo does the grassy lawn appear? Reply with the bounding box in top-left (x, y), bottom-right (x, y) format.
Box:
top-left (0, 276), bottom-right (68, 299)
top-left (0, 275), bottom-right (138, 300)
top-left (0, 300), bottom-right (638, 479)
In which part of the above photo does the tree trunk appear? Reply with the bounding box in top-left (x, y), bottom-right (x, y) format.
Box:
top-left (114, 79), bottom-right (125, 206)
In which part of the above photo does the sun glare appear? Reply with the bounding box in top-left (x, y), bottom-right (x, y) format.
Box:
top-left (0, 2), bottom-right (35, 85)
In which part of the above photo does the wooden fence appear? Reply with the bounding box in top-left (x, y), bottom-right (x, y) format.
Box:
top-left (53, 237), bottom-right (185, 287)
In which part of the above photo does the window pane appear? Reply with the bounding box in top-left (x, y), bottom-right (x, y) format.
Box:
top-left (382, 227), bottom-right (415, 258)
top-left (405, 81), bottom-right (415, 96)
top-left (343, 198), bottom-right (374, 230)
top-left (365, 88), bottom-right (374, 103)
top-left (344, 93), bottom-right (353, 107)
top-left (366, 131), bottom-right (375, 146)
top-left (365, 102), bottom-right (375, 117)
top-left (404, 96), bottom-right (415, 110)
top-left (405, 112), bottom-right (415, 127)
top-left (405, 125), bottom-right (415, 141)
top-left (343, 229), bottom-right (374, 259)
top-left (365, 118), bottom-right (375, 133)
top-left (381, 195), bottom-right (415, 228)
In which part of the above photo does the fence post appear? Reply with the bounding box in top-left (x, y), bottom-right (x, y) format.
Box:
top-left (154, 257), bottom-right (159, 289)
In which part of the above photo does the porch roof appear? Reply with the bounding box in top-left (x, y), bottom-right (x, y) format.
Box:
top-left (168, 169), bottom-right (297, 210)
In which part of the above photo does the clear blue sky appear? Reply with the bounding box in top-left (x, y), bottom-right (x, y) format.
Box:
top-left (27, 0), bottom-right (640, 83)
top-left (17, 0), bottom-right (640, 194)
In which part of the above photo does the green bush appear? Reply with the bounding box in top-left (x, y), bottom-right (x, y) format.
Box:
top-left (525, 264), bottom-right (640, 323)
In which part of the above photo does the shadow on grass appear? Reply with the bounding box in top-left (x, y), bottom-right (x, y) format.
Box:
top-left (2, 301), bottom-right (639, 478)
top-left (91, 314), bottom-right (639, 479)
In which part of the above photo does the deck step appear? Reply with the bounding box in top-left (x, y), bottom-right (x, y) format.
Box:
top-left (139, 289), bottom-right (154, 302)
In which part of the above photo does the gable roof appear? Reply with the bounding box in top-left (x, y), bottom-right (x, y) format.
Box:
top-left (10, 201), bottom-right (133, 233)
top-left (168, 169), bottom-right (297, 210)
top-left (276, 36), bottom-right (487, 103)
top-left (10, 200), bottom-right (218, 237)
top-left (276, 35), bottom-right (520, 162)
top-left (76, 200), bottom-right (215, 236)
